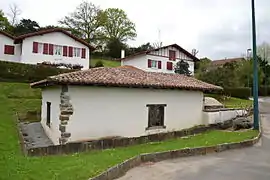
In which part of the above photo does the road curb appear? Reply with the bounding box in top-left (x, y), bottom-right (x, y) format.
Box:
top-left (89, 129), bottom-right (261, 180)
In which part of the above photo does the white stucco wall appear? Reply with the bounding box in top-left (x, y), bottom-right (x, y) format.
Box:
top-left (121, 46), bottom-right (194, 74)
top-left (66, 86), bottom-right (203, 142)
top-left (202, 110), bottom-right (247, 125)
top-left (20, 32), bottom-right (90, 69)
top-left (0, 34), bottom-right (20, 62)
top-left (41, 87), bottom-right (61, 145)
top-left (41, 86), bottom-right (204, 144)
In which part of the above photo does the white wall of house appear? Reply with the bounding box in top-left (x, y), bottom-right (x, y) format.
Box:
top-left (41, 87), bottom-right (61, 145)
top-left (20, 32), bottom-right (90, 69)
top-left (0, 34), bottom-right (20, 62)
top-left (57, 86), bottom-right (204, 143)
top-left (121, 46), bottom-right (195, 74)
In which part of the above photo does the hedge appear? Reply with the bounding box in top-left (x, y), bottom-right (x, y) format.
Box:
top-left (223, 87), bottom-right (251, 99)
top-left (0, 61), bottom-right (75, 83)
top-left (259, 86), bottom-right (270, 96)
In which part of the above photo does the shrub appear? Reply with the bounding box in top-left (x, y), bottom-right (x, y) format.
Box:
top-left (95, 60), bottom-right (104, 67)
top-left (223, 87), bottom-right (251, 99)
top-left (259, 86), bottom-right (270, 96)
top-left (0, 61), bottom-right (75, 83)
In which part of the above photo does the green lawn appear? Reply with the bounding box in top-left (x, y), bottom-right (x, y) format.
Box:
top-left (91, 58), bottom-right (121, 67)
top-left (0, 82), bottom-right (258, 180)
top-left (206, 94), bottom-right (253, 109)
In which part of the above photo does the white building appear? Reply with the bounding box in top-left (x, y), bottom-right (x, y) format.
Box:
top-left (121, 44), bottom-right (199, 74)
top-left (0, 29), bottom-right (94, 69)
top-left (31, 66), bottom-right (221, 145)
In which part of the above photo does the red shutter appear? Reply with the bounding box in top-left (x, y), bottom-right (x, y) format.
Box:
top-left (4, 45), bottom-right (15, 55)
top-left (63, 46), bottom-right (68, 56)
top-left (49, 44), bottom-right (54, 55)
top-left (169, 50), bottom-right (176, 61)
top-left (33, 42), bottom-right (38, 53)
top-left (81, 48), bottom-right (86, 59)
top-left (158, 61), bottom-right (162, 69)
top-left (148, 59), bottom-right (152, 68)
top-left (68, 46), bottom-right (73, 57)
top-left (167, 62), bottom-right (173, 70)
top-left (43, 43), bottom-right (48, 54)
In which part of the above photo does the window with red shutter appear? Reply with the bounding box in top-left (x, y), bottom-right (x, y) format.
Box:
top-left (63, 46), bottom-right (68, 56)
top-left (49, 44), bottom-right (54, 55)
top-left (148, 59), bottom-right (152, 68)
top-left (169, 50), bottom-right (176, 60)
top-left (43, 43), bottom-right (48, 54)
top-left (33, 42), bottom-right (38, 53)
top-left (81, 48), bottom-right (86, 58)
top-left (167, 62), bottom-right (173, 70)
top-left (158, 61), bottom-right (162, 69)
top-left (4, 45), bottom-right (15, 55)
top-left (68, 47), bottom-right (73, 57)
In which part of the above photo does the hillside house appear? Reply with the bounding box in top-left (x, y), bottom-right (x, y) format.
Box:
top-left (31, 66), bottom-right (221, 145)
top-left (0, 29), bottom-right (94, 69)
top-left (120, 44), bottom-right (199, 75)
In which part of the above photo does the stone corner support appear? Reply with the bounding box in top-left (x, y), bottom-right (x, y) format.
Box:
top-left (59, 85), bottom-right (73, 145)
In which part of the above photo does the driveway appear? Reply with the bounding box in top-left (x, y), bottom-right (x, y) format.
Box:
top-left (118, 99), bottom-right (270, 180)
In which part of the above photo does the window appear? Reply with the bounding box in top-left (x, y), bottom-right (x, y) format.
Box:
top-left (54, 45), bottom-right (62, 56)
top-left (169, 50), bottom-right (176, 60)
top-left (4, 45), bottom-right (15, 55)
top-left (167, 61), bottom-right (173, 70)
top-left (148, 59), bottom-right (161, 69)
top-left (38, 43), bottom-right (43, 53)
top-left (46, 102), bottom-right (51, 127)
top-left (146, 104), bottom-right (166, 129)
top-left (73, 47), bottom-right (81, 57)
top-left (33, 42), bottom-right (43, 54)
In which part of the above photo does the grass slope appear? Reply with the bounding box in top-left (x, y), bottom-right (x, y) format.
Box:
top-left (0, 82), bottom-right (258, 180)
top-left (91, 58), bottom-right (121, 67)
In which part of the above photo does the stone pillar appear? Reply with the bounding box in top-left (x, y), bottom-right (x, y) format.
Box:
top-left (59, 85), bottom-right (73, 145)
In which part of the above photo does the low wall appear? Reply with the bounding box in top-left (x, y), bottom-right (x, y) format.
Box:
top-left (203, 108), bottom-right (247, 125)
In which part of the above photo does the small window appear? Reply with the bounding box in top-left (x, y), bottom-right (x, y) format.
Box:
top-left (148, 59), bottom-right (158, 68)
top-left (46, 102), bottom-right (51, 127)
top-left (4, 45), bottom-right (15, 55)
top-left (73, 47), bottom-right (81, 57)
top-left (38, 43), bottom-right (43, 54)
top-left (169, 50), bottom-right (176, 60)
top-left (54, 45), bottom-right (62, 56)
top-left (146, 104), bottom-right (166, 129)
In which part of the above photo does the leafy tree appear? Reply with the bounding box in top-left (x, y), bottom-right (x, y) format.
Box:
top-left (0, 10), bottom-right (11, 31)
top-left (174, 60), bottom-right (191, 76)
top-left (195, 57), bottom-right (211, 73)
top-left (101, 8), bottom-right (136, 42)
top-left (59, 1), bottom-right (104, 45)
top-left (106, 38), bottom-right (127, 58)
top-left (257, 42), bottom-right (270, 63)
top-left (13, 19), bottom-right (40, 35)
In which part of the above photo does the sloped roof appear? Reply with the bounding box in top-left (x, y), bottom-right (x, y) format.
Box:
top-left (14, 28), bottom-right (95, 50)
top-left (119, 44), bottom-right (200, 62)
top-left (0, 30), bottom-right (14, 39)
top-left (117, 65), bottom-right (144, 71)
top-left (211, 58), bottom-right (245, 66)
top-left (31, 67), bottom-right (222, 92)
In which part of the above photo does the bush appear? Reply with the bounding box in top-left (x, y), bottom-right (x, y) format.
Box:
top-left (223, 87), bottom-right (251, 99)
top-left (0, 61), bottom-right (75, 83)
top-left (259, 86), bottom-right (270, 96)
top-left (95, 60), bottom-right (104, 67)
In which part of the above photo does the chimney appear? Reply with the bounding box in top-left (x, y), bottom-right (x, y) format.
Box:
top-left (121, 49), bottom-right (125, 59)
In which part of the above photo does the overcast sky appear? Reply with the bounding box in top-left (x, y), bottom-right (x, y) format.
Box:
top-left (1, 0), bottom-right (269, 59)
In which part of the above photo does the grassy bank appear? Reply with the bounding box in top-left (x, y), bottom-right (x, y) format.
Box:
top-left (0, 82), bottom-right (258, 180)
top-left (91, 58), bottom-right (120, 67)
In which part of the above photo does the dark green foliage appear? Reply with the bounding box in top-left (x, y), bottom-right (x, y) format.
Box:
top-left (106, 38), bottom-right (127, 58)
top-left (174, 60), bottom-right (191, 76)
top-left (0, 61), bottom-right (74, 83)
top-left (94, 60), bottom-right (104, 67)
top-left (223, 87), bottom-right (251, 99)
top-left (259, 86), bottom-right (270, 96)
top-left (12, 19), bottom-right (40, 36)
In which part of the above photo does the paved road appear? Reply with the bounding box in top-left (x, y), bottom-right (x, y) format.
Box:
top-left (118, 101), bottom-right (270, 180)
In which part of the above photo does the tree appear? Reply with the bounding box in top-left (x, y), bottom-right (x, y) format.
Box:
top-left (13, 19), bottom-right (40, 35)
top-left (174, 60), bottom-right (191, 76)
top-left (0, 10), bottom-right (11, 31)
top-left (195, 57), bottom-right (211, 73)
top-left (101, 8), bottom-right (136, 42)
top-left (106, 38), bottom-right (127, 58)
top-left (257, 42), bottom-right (270, 63)
top-left (59, 1), bottom-right (103, 45)
top-left (7, 3), bottom-right (21, 26)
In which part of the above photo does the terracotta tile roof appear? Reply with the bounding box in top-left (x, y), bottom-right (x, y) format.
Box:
top-left (117, 65), bottom-right (144, 71)
top-left (211, 58), bottom-right (245, 66)
top-left (0, 30), bottom-right (14, 39)
top-left (14, 28), bottom-right (95, 50)
top-left (119, 44), bottom-right (200, 62)
top-left (31, 67), bottom-right (222, 91)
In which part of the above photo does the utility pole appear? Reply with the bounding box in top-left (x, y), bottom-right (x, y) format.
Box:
top-left (251, 0), bottom-right (259, 130)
